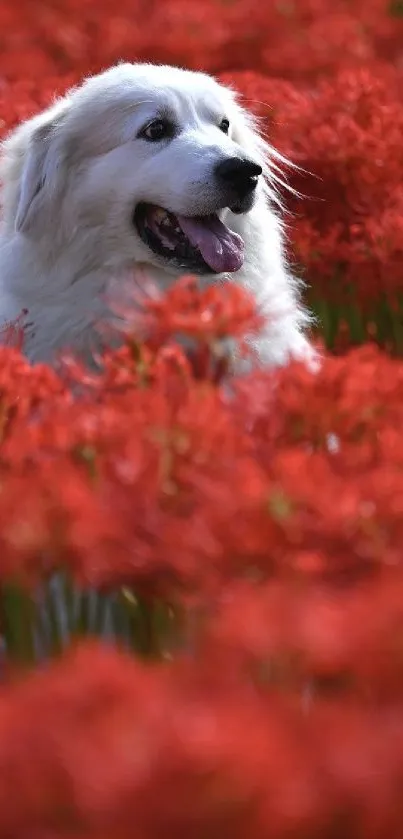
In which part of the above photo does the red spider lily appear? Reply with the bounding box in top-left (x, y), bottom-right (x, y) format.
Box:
top-left (195, 572), bottom-right (403, 702)
top-left (1, 641), bottom-right (403, 838)
top-left (222, 67), bottom-right (403, 314)
top-left (0, 1), bottom-right (403, 835)
top-left (110, 274), bottom-right (262, 345)
top-left (102, 273), bottom-right (263, 380)
top-left (0, 310), bottom-right (402, 600)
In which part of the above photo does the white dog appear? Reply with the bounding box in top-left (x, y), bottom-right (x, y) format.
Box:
top-left (0, 62), bottom-right (314, 368)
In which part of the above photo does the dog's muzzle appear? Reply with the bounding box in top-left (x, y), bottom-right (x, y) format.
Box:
top-left (133, 159), bottom-right (261, 275)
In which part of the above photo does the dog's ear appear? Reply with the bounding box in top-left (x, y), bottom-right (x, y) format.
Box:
top-left (15, 113), bottom-right (67, 234)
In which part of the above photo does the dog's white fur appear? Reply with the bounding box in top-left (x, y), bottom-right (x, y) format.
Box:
top-left (0, 62), bottom-right (314, 367)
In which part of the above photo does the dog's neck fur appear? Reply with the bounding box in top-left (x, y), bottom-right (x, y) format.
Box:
top-left (0, 229), bottom-right (111, 361)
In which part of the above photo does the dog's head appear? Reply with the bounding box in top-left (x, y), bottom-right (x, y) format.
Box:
top-left (1, 63), bottom-right (273, 278)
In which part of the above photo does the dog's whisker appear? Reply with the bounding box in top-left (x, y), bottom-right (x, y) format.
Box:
top-left (239, 98), bottom-right (275, 114)
top-left (268, 172), bottom-right (305, 200)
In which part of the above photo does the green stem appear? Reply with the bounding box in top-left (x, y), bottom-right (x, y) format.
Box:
top-left (1, 583), bottom-right (36, 667)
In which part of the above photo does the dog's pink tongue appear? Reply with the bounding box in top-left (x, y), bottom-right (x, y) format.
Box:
top-left (176, 214), bottom-right (244, 273)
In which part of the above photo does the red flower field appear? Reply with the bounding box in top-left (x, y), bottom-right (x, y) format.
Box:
top-left (0, 1), bottom-right (403, 837)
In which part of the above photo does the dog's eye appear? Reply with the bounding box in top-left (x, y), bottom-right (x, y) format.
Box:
top-left (219, 118), bottom-right (230, 134)
top-left (140, 119), bottom-right (172, 142)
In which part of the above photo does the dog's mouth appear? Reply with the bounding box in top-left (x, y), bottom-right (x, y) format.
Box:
top-left (134, 203), bottom-right (245, 274)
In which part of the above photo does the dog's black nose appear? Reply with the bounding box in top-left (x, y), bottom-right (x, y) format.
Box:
top-left (215, 157), bottom-right (262, 197)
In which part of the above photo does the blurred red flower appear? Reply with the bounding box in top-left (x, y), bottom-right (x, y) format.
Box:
top-left (0, 1), bottom-right (402, 836)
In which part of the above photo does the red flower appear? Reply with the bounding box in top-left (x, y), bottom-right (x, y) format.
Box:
top-left (0, 2), bottom-right (402, 835)
top-left (223, 67), bottom-right (403, 316)
top-left (2, 641), bottom-right (403, 838)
